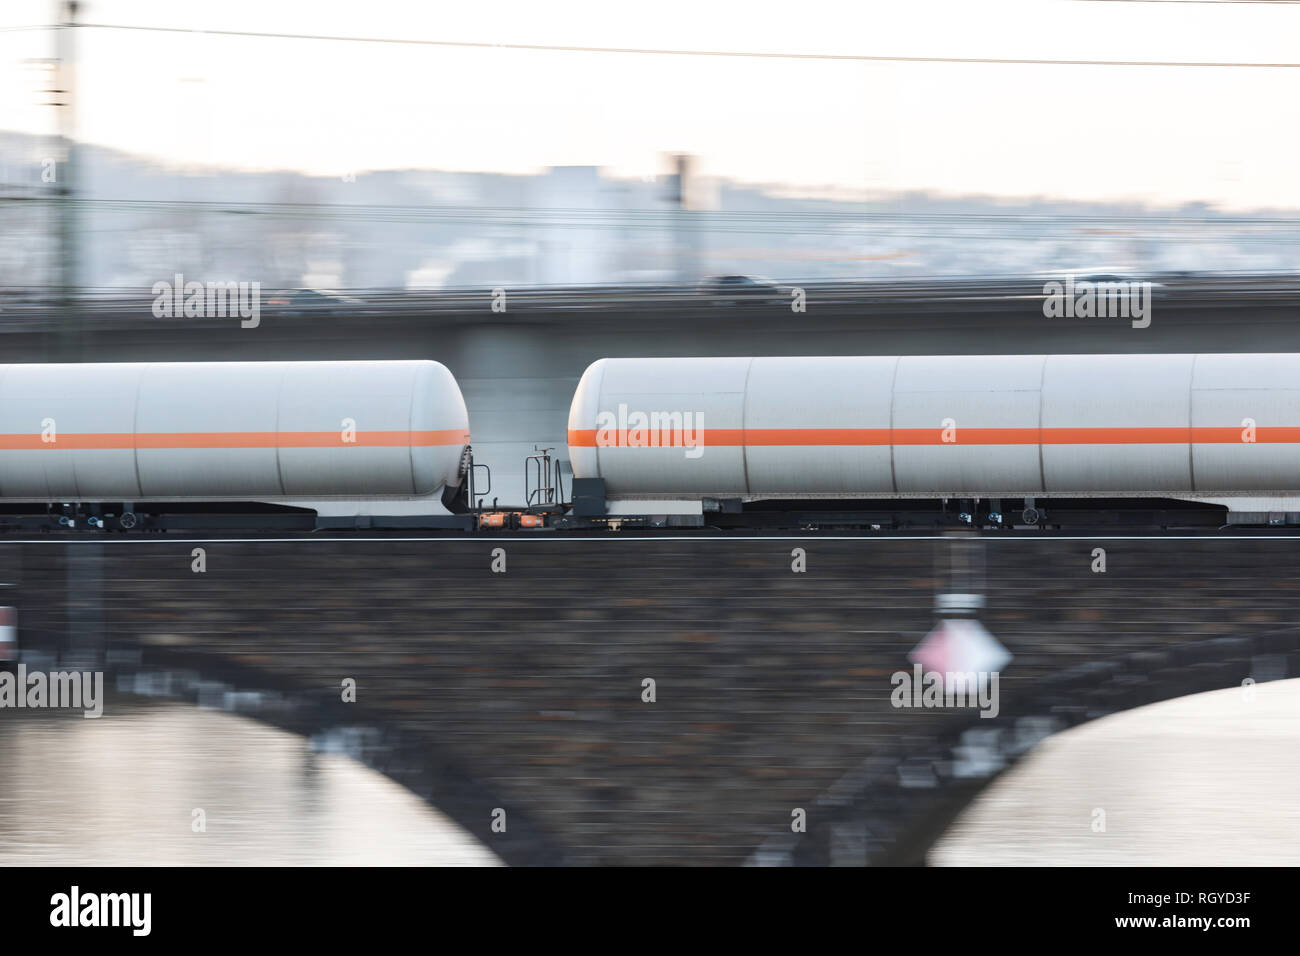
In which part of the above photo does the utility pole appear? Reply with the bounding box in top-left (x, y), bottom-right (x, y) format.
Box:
top-left (54, 0), bottom-right (80, 360)
top-left (668, 153), bottom-right (696, 286)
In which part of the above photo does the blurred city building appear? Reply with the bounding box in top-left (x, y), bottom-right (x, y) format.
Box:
top-left (3, 131), bottom-right (1298, 298)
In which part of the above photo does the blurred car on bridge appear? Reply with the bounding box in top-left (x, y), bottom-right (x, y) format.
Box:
top-left (264, 289), bottom-right (370, 316)
top-left (696, 274), bottom-right (788, 306)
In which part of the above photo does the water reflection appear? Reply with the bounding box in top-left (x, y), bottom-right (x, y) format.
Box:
top-left (931, 678), bottom-right (1300, 866)
top-left (0, 696), bottom-right (502, 866)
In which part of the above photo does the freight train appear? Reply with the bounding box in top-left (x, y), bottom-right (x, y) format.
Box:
top-left (3, 354), bottom-right (1299, 533)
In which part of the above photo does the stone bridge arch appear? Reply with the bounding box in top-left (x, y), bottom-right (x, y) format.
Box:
top-left (5, 534), bottom-right (1298, 865)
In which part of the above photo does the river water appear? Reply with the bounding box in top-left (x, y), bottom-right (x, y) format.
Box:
top-left (3, 680), bottom-right (1295, 866)
top-left (0, 695), bottom-right (501, 866)
top-left (931, 677), bottom-right (1300, 865)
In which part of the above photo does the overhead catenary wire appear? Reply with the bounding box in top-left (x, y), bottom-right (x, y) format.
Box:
top-left (68, 21), bottom-right (1300, 69)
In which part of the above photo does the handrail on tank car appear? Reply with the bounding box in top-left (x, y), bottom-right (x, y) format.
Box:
top-left (525, 447), bottom-right (570, 509)
top-left (525, 447), bottom-right (554, 507)
top-left (467, 448), bottom-right (492, 515)
top-left (554, 458), bottom-right (570, 508)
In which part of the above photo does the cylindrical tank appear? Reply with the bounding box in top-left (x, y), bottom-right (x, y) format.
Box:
top-left (0, 361), bottom-right (469, 500)
top-left (567, 355), bottom-right (1300, 497)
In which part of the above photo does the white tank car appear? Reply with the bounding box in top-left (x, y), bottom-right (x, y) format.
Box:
top-left (567, 354), bottom-right (1300, 520)
top-left (0, 361), bottom-right (469, 520)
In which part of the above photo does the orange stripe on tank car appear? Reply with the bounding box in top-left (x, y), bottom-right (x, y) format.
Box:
top-left (568, 425), bottom-right (1300, 447)
top-left (1043, 426), bottom-right (1300, 444)
top-left (1039, 426), bottom-right (1184, 444)
top-left (571, 426), bottom-right (1035, 447)
top-left (0, 429), bottom-right (470, 450)
top-left (1190, 425), bottom-right (1300, 443)
top-left (568, 427), bottom-right (894, 447)
top-left (893, 427), bottom-right (1040, 445)
top-left (744, 428), bottom-right (892, 445)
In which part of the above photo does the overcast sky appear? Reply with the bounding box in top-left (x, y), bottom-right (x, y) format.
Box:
top-left (3, 0), bottom-right (1299, 209)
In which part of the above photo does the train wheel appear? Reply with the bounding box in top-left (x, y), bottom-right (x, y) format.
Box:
top-left (118, 511), bottom-right (138, 531)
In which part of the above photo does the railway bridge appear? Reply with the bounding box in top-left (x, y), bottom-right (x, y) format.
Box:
top-left (5, 532), bottom-right (1299, 865)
